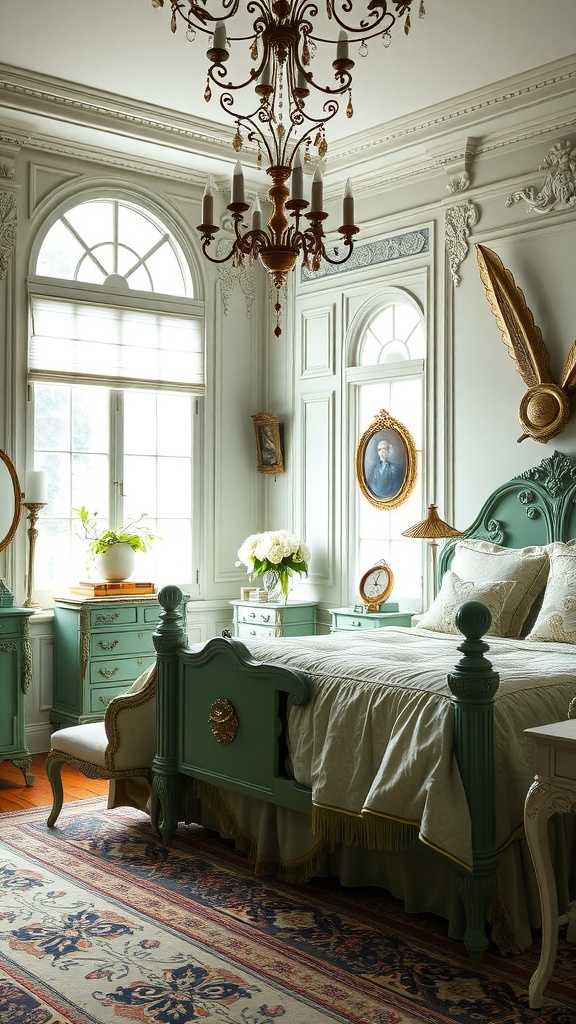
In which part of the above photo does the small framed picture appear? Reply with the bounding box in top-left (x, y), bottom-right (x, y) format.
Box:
top-left (356, 409), bottom-right (417, 510)
top-left (251, 412), bottom-right (284, 474)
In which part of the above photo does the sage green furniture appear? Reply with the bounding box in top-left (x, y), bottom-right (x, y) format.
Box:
top-left (329, 603), bottom-right (412, 631)
top-left (232, 598), bottom-right (316, 639)
top-left (150, 451), bottom-right (576, 964)
top-left (52, 594), bottom-right (163, 728)
top-left (0, 606), bottom-right (35, 785)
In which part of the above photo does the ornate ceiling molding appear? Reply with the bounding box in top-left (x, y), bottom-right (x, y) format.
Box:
top-left (425, 137), bottom-right (478, 194)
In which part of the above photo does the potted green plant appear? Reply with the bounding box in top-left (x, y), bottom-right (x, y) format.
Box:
top-left (73, 506), bottom-right (159, 582)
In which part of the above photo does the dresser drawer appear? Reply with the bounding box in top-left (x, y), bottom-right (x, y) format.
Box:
top-left (89, 628), bottom-right (155, 658)
top-left (236, 621), bottom-right (280, 639)
top-left (0, 616), bottom-right (18, 636)
top-left (89, 654), bottom-right (154, 685)
top-left (88, 682), bottom-right (141, 714)
top-left (88, 605), bottom-right (139, 628)
top-left (236, 606), bottom-right (281, 627)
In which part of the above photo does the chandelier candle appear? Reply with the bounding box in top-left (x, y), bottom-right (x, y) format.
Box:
top-left (232, 160), bottom-right (245, 205)
top-left (310, 166), bottom-right (323, 213)
top-left (343, 179), bottom-right (354, 228)
top-left (251, 195), bottom-right (262, 231)
top-left (202, 178), bottom-right (215, 228)
top-left (291, 150), bottom-right (304, 201)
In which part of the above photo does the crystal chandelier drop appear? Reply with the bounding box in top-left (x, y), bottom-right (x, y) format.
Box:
top-left (155, 1), bottom-right (426, 334)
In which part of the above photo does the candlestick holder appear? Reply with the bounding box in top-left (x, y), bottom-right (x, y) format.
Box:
top-left (23, 501), bottom-right (46, 609)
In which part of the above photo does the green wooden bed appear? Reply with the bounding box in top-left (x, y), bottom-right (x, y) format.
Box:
top-left (150, 451), bottom-right (576, 962)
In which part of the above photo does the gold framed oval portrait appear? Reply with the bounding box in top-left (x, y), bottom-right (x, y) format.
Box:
top-left (356, 409), bottom-right (417, 510)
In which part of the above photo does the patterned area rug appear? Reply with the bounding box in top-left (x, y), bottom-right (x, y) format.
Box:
top-left (0, 800), bottom-right (575, 1024)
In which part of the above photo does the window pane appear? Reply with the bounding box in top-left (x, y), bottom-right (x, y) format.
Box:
top-left (34, 384), bottom-right (70, 451)
top-left (65, 202), bottom-right (114, 250)
top-left (36, 221), bottom-right (85, 279)
top-left (71, 388), bottom-right (109, 452)
top-left (124, 392), bottom-right (157, 454)
top-left (118, 205), bottom-right (163, 253)
top-left (145, 245), bottom-right (187, 296)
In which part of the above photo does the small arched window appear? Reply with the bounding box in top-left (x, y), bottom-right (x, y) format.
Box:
top-left (349, 293), bottom-right (426, 610)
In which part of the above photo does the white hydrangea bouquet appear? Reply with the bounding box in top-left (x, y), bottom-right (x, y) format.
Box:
top-left (237, 530), bottom-right (310, 601)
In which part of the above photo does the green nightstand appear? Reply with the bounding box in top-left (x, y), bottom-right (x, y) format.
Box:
top-left (330, 602), bottom-right (412, 632)
top-left (0, 606), bottom-right (35, 785)
top-left (231, 599), bottom-right (317, 639)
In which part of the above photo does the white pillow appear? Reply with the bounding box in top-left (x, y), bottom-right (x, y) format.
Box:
top-left (418, 571), bottom-right (515, 636)
top-left (450, 539), bottom-right (549, 638)
top-left (525, 542), bottom-right (576, 644)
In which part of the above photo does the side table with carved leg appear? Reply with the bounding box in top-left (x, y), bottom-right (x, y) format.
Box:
top-left (523, 718), bottom-right (576, 1008)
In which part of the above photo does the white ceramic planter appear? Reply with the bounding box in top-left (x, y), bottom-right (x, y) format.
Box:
top-left (95, 542), bottom-right (136, 582)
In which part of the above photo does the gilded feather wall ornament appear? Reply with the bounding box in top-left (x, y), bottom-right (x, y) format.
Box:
top-left (476, 244), bottom-right (576, 444)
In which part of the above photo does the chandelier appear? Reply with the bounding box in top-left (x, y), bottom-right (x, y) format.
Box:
top-left (155, 1), bottom-right (425, 334)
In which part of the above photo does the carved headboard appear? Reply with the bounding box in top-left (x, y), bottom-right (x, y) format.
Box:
top-left (438, 450), bottom-right (576, 578)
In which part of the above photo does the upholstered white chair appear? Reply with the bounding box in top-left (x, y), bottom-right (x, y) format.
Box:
top-left (46, 663), bottom-right (157, 827)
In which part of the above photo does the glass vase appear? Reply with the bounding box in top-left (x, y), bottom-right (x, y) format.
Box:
top-left (263, 569), bottom-right (287, 603)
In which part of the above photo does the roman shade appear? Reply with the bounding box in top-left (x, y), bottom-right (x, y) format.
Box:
top-left (29, 294), bottom-right (205, 393)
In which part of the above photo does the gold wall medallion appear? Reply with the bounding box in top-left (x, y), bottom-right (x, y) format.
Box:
top-left (208, 698), bottom-right (239, 744)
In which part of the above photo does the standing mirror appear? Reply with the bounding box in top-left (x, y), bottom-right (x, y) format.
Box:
top-left (0, 448), bottom-right (22, 552)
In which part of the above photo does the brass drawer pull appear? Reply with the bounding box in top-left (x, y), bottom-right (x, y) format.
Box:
top-left (351, 620), bottom-right (362, 627)
top-left (98, 639), bottom-right (119, 650)
top-left (94, 612), bottom-right (121, 625)
top-left (261, 614), bottom-right (271, 623)
top-left (98, 667), bottom-right (119, 679)
top-left (250, 630), bottom-right (257, 636)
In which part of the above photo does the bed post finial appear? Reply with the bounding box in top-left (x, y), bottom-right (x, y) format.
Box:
top-left (448, 599), bottom-right (500, 964)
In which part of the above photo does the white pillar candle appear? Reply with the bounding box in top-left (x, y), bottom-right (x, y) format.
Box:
top-left (202, 177), bottom-right (214, 225)
top-left (212, 21), bottom-right (227, 51)
top-left (25, 471), bottom-right (47, 504)
top-left (251, 195), bottom-right (262, 230)
top-left (291, 150), bottom-right (304, 201)
top-left (336, 30), bottom-right (349, 61)
top-left (310, 165), bottom-right (323, 213)
top-left (343, 178), bottom-right (355, 225)
top-left (232, 159), bottom-right (245, 204)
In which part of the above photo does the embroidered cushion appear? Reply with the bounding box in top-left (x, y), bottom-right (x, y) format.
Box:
top-left (450, 539), bottom-right (549, 638)
top-left (526, 542), bottom-right (576, 644)
top-left (418, 571), bottom-right (515, 636)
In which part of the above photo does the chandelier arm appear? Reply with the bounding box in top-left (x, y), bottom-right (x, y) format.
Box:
top-left (199, 238), bottom-right (238, 265)
top-left (324, 0), bottom-right (396, 35)
top-left (319, 237), bottom-right (355, 265)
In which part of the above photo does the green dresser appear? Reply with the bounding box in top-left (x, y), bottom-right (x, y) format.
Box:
top-left (0, 606), bottom-right (35, 785)
top-left (52, 594), bottom-right (165, 728)
top-left (231, 599), bottom-right (317, 639)
top-left (330, 603), bottom-right (413, 632)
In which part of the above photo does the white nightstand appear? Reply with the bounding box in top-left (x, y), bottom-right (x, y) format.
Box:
top-left (523, 718), bottom-right (576, 1008)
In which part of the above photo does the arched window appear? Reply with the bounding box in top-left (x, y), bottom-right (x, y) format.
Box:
top-left (348, 292), bottom-right (425, 610)
top-left (28, 194), bottom-right (203, 603)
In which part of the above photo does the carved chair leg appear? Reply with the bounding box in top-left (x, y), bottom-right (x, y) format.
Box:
top-left (46, 756), bottom-right (65, 828)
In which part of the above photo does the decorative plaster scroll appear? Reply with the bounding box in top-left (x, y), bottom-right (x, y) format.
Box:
top-left (0, 134), bottom-right (23, 179)
top-left (0, 191), bottom-right (17, 280)
top-left (445, 201), bottom-right (479, 286)
top-left (216, 238), bottom-right (255, 318)
top-left (300, 228), bottom-right (429, 282)
top-left (426, 136), bottom-right (478, 194)
top-left (506, 139), bottom-right (576, 214)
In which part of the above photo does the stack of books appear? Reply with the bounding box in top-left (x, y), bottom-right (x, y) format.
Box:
top-left (69, 581), bottom-right (156, 597)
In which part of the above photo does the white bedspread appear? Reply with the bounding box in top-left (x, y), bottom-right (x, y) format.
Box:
top-left (244, 627), bottom-right (576, 869)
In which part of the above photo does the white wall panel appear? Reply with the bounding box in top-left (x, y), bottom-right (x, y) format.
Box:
top-left (301, 391), bottom-right (335, 585)
top-left (301, 306), bottom-right (335, 378)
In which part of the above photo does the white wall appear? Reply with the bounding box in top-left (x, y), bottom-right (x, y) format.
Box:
top-left (0, 60), bottom-right (575, 749)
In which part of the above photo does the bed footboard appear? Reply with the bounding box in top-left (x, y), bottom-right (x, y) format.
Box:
top-left (152, 585), bottom-right (313, 846)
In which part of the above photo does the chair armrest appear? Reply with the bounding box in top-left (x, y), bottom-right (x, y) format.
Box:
top-left (104, 664), bottom-right (157, 771)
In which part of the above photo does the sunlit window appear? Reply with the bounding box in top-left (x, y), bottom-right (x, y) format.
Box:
top-left (353, 298), bottom-right (425, 609)
top-left (36, 198), bottom-right (193, 296)
top-left (29, 195), bottom-right (201, 604)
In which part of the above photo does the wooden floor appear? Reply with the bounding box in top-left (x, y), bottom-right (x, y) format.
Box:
top-left (0, 752), bottom-right (108, 813)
